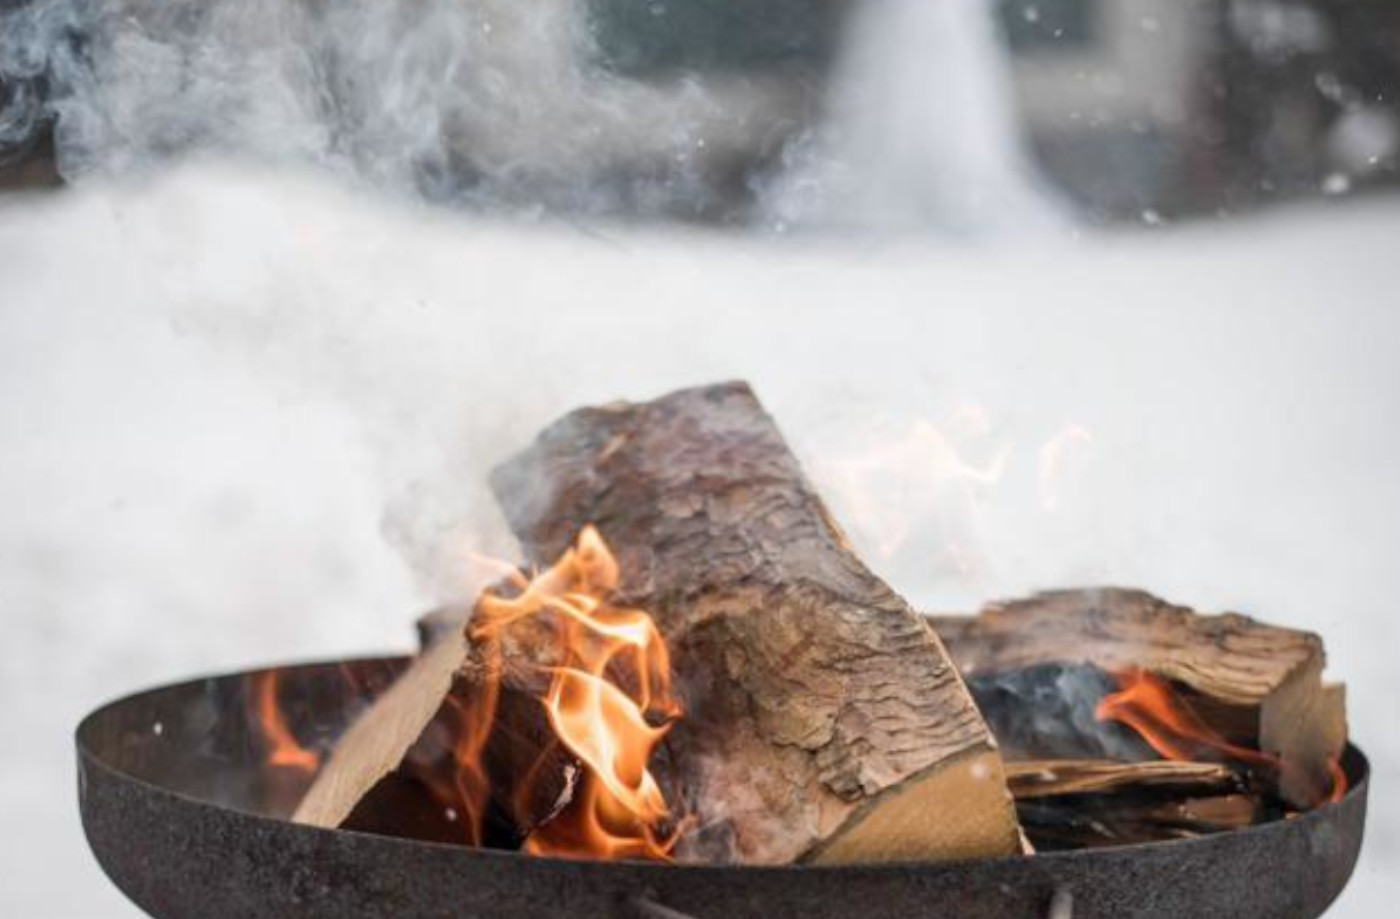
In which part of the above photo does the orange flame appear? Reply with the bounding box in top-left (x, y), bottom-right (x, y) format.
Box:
top-left (254, 671), bottom-right (320, 774)
top-left (1325, 757), bottom-right (1349, 805)
top-left (460, 525), bottom-right (681, 860)
top-left (442, 657), bottom-right (502, 847)
top-left (1096, 669), bottom-right (1351, 809)
top-left (1094, 668), bottom-right (1277, 770)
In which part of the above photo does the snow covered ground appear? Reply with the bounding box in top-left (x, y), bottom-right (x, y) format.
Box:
top-left (1, 163), bottom-right (1395, 917)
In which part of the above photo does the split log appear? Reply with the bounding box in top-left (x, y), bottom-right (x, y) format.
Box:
top-left (930, 589), bottom-right (1347, 808)
top-left (1019, 791), bottom-right (1261, 850)
top-left (294, 634), bottom-right (466, 829)
top-left (489, 381), bottom-right (1021, 865)
top-left (1004, 759), bottom-right (1236, 801)
top-left (1010, 759), bottom-right (1257, 852)
top-left (293, 627), bottom-right (577, 845)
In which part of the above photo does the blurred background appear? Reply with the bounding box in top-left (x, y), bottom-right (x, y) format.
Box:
top-left (6, 0), bottom-right (1400, 222)
top-left (2, 1), bottom-right (1396, 917)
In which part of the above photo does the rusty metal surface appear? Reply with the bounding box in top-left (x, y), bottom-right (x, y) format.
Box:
top-left (77, 658), bottom-right (1369, 919)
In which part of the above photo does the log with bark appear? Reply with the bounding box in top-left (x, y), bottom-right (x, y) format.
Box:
top-left (489, 381), bottom-right (1022, 865)
top-left (930, 589), bottom-right (1347, 808)
top-left (298, 381), bottom-right (1021, 864)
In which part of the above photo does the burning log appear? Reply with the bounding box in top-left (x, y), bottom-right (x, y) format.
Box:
top-left (293, 629), bottom-right (578, 846)
top-left (489, 381), bottom-right (1022, 865)
top-left (931, 589), bottom-right (1348, 808)
top-left (297, 526), bottom-right (689, 857)
top-left (293, 635), bottom-right (467, 830)
top-left (305, 389), bottom-right (1340, 864)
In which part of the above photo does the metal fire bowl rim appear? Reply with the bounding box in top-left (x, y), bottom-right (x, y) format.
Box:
top-left (76, 654), bottom-right (1371, 877)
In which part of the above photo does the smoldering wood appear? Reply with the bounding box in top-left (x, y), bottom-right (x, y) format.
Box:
top-left (294, 627), bottom-right (578, 846)
top-left (411, 633), bottom-right (1171, 802)
top-left (962, 663), bottom-right (1158, 763)
top-left (1004, 759), bottom-right (1237, 801)
top-left (341, 772), bottom-right (468, 845)
top-left (489, 380), bottom-right (1021, 865)
top-left (294, 634), bottom-right (464, 829)
top-left (930, 589), bottom-right (1347, 808)
top-left (1018, 791), bottom-right (1263, 851)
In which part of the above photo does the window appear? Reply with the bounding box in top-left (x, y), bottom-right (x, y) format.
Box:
top-left (588, 0), bottom-right (846, 75)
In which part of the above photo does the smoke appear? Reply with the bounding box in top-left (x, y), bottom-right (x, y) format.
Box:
top-left (967, 664), bottom-right (1156, 762)
top-left (0, 0), bottom-right (754, 216)
top-left (759, 0), bottom-right (1068, 234)
top-left (2, 0), bottom-right (1068, 230)
top-left (0, 0), bottom-right (71, 162)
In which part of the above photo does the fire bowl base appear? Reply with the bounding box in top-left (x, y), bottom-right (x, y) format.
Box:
top-left (77, 657), bottom-right (1369, 919)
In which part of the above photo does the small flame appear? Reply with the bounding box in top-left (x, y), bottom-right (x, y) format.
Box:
top-left (1325, 757), bottom-right (1349, 805)
top-left (458, 525), bottom-right (681, 860)
top-left (254, 671), bottom-right (320, 774)
top-left (1097, 670), bottom-right (1353, 810)
top-left (1094, 668), bottom-right (1277, 770)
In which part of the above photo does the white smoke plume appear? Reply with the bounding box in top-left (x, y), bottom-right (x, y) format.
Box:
top-left (1, 0), bottom-right (762, 216)
top-left (760, 0), bottom-right (1067, 234)
top-left (3, 0), bottom-right (1067, 231)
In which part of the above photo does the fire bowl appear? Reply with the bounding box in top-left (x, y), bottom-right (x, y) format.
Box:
top-left (77, 657), bottom-right (1368, 919)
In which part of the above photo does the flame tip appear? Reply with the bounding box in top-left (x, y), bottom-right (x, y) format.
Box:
top-left (455, 526), bottom-right (680, 861)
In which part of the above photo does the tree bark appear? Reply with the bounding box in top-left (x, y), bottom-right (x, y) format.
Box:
top-left (490, 381), bottom-right (1021, 865)
top-left (930, 589), bottom-right (1347, 808)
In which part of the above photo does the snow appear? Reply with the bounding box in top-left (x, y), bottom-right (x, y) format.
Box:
top-left (1, 163), bottom-right (1397, 917)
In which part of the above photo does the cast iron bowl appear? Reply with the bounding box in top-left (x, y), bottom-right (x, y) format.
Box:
top-left (77, 657), bottom-right (1368, 919)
